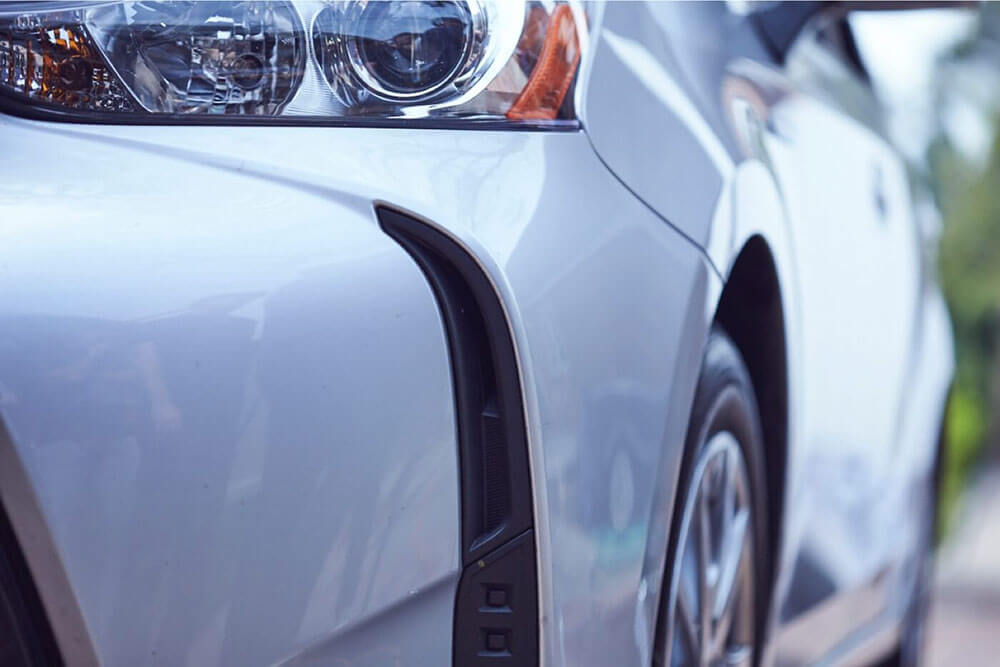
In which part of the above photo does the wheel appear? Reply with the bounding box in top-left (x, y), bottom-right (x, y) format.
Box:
top-left (654, 328), bottom-right (770, 667)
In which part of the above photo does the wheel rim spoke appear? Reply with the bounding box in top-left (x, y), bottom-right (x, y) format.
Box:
top-left (676, 570), bottom-right (701, 659)
top-left (713, 507), bottom-right (749, 622)
top-left (665, 432), bottom-right (756, 667)
top-left (724, 644), bottom-right (753, 667)
top-left (714, 570), bottom-right (748, 657)
top-left (698, 485), bottom-right (714, 651)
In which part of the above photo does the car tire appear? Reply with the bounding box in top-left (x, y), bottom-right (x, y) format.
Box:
top-left (653, 327), bottom-right (770, 667)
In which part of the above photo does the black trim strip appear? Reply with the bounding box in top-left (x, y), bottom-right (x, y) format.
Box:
top-left (377, 206), bottom-right (538, 666)
top-left (0, 93), bottom-right (579, 132)
top-left (377, 206), bottom-right (533, 562)
top-left (452, 529), bottom-right (538, 666)
top-left (0, 502), bottom-right (62, 666)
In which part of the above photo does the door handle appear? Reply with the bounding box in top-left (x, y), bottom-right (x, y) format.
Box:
top-left (872, 164), bottom-right (888, 222)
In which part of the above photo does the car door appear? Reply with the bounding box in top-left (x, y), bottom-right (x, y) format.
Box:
top-left (764, 11), bottom-right (923, 660)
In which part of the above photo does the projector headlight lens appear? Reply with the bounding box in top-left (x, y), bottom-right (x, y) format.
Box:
top-left (0, 0), bottom-right (586, 127)
top-left (345, 1), bottom-right (477, 100)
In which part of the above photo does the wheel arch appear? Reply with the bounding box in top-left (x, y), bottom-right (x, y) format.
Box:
top-left (714, 235), bottom-right (789, 613)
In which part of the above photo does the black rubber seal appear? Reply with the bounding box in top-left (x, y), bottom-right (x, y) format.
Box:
top-left (0, 501), bottom-right (62, 667)
top-left (0, 92), bottom-right (579, 132)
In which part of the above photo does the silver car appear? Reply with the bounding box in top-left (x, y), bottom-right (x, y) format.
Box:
top-left (0, 1), bottom-right (955, 666)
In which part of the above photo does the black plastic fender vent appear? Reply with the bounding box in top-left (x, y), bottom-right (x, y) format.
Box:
top-left (0, 502), bottom-right (62, 667)
top-left (377, 206), bottom-right (538, 667)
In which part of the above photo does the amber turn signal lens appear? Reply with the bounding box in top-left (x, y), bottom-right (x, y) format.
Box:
top-left (0, 20), bottom-right (134, 111)
top-left (506, 4), bottom-right (581, 121)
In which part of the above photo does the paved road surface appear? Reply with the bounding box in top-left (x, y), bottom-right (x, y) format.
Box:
top-left (926, 466), bottom-right (1000, 666)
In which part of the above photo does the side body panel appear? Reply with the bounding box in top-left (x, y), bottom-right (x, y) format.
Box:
top-left (0, 117), bottom-right (717, 666)
top-left (765, 27), bottom-right (926, 660)
top-left (582, 2), bottom-right (954, 664)
top-left (0, 117), bottom-right (461, 666)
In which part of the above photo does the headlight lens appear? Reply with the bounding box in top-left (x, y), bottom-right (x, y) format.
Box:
top-left (321, 0), bottom-right (479, 102)
top-left (86, 1), bottom-right (307, 115)
top-left (0, 0), bottom-right (585, 127)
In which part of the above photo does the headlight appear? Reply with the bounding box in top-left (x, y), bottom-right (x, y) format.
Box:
top-left (0, 0), bottom-right (585, 127)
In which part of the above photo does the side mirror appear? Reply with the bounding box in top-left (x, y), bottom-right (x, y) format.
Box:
top-left (752, 0), bottom-right (978, 62)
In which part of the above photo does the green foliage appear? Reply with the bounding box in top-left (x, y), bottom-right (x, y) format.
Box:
top-left (940, 386), bottom-right (986, 536)
top-left (934, 115), bottom-right (1000, 530)
top-left (938, 124), bottom-right (1000, 363)
top-left (930, 4), bottom-right (1000, 519)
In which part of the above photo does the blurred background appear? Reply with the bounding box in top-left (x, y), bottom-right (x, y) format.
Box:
top-left (851, 4), bottom-right (1000, 663)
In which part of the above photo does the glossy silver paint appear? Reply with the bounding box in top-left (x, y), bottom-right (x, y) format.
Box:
top-left (583, 2), bottom-right (953, 664)
top-left (0, 117), bottom-right (464, 666)
top-left (0, 2), bottom-right (954, 666)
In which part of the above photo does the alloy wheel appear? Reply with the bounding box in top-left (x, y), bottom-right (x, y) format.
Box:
top-left (665, 431), bottom-right (756, 667)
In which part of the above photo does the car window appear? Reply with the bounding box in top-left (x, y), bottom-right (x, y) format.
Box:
top-left (814, 16), bottom-right (869, 83)
top-left (848, 8), bottom-right (978, 162)
top-left (784, 11), bottom-right (884, 131)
